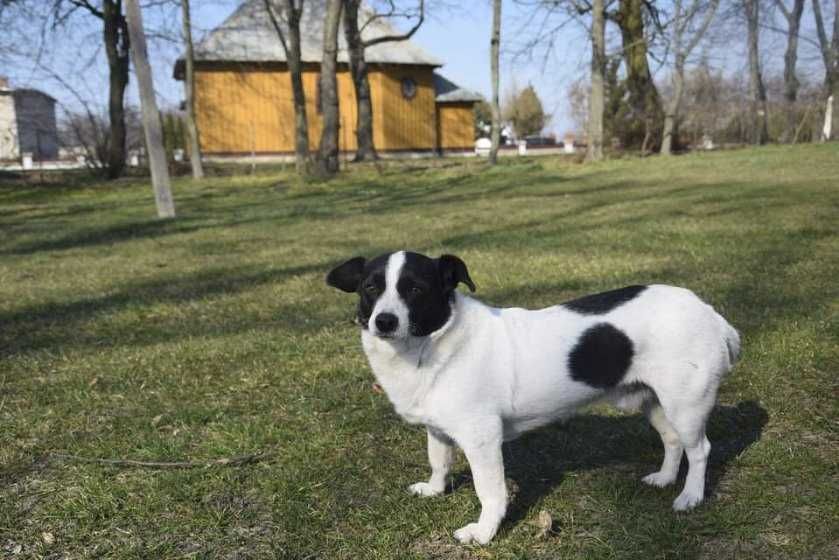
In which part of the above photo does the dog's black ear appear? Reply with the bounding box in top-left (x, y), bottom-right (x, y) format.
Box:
top-left (438, 254), bottom-right (476, 293)
top-left (326, 257), bottom-right (366, 293)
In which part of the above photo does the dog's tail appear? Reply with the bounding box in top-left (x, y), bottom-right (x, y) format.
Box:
top-left (720, 317), bottom-right (741, 370)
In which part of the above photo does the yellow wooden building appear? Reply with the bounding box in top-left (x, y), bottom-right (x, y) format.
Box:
top-left (174, 0), bottom-right (482, 157)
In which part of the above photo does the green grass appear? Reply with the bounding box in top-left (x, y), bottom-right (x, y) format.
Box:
top-left (1, 145), bottom-right (837, 559)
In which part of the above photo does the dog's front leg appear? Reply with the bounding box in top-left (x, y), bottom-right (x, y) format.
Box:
top-left (453, 425), bottom-right (506, 545)
top-left (409, 427), bottom-right (454, 497)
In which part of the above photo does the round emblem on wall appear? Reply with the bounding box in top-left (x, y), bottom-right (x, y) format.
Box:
top-left (401, 77), bottom-right (417, 100)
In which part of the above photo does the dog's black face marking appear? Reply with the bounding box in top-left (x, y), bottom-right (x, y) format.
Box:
top-left (355, 253), bottom-right (391, 329)
top-left (562, 285), bottom-right (647, 315)
top-left (568, 323), bottom-right (634, 388)
top-left (400, 252), bottom-right (460, 337)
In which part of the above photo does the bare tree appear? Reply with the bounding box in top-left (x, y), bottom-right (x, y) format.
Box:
top-left (812, 0), bottom-right (839, 140)
top-left (180, 0), bottom-right (203, 178)
top-left (264, 0), bottom-right (310, 173)
top-left (0, 0), bottom-right (27, 64)
top-left (509, 1), bottom-right (604, 158)
top-left (125, 0), bottom-right (175, 218)
top-left (343, 0), bottom-right (425, 162)
top-left (773, 0), bottom-right (806, 143)
top-left (587, 0), bottom-right (606, 161)
top-left (57, 1), bottom-right (131, 179)
top-left (611, 0), bottom-right (664, 153)
top-left (744, 0), bottom-right (769, 144)
top-left (489, 0), bottom-right (502, 164)
top-left (317, 0), bottom-right (342, 176)
top-left (661, 0), bottom-right (720, 155)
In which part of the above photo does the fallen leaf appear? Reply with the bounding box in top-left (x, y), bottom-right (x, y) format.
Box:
top-left (41, 532), bottom-right (54, 545)
top-left (372, 383), bottom-right (384, 394)
top-left (151, 414), bottom-right (164, 427)
top-left (535, 509), bottom-right (553, 539)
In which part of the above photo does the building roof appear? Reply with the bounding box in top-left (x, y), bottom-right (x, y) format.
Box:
top-left (433, 73), bottom-right (483, 103)
top-left (12, 88), bottom-right (57, 103)
top-left (184, 0), bottom-right (442, 67)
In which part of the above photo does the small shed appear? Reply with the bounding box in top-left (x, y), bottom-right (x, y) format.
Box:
top-left (433, 73), bottom-right (482, 151)
top-left (0, 77), bottom-right (59, 161)
top-left (174, 0), bottom-right (481, 156)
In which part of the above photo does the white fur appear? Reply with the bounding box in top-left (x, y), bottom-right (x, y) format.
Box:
top-left (369, 252), bottom-right (410, 339)
top-left (360, 255), bottom-right (739, 544)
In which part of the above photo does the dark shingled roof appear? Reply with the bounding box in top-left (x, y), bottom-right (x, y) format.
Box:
top-left (433, 73), bottom-right (483, 103)
top-left (187, 0), bottom-right (442, 66)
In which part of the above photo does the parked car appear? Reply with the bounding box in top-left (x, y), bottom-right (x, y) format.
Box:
top-left (522, 135), bottom-right (556, 146)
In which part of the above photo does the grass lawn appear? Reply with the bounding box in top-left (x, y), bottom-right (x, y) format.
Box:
top-left (1, 145), bottom-right (837, 559)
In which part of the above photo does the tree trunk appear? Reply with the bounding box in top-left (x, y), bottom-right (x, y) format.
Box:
top-left (125, 0), bottom-right (175, 219)
top-left (344, 0), bottom-right (377, 162)
top-left (264, 0), bottom-right (310, 173)
top-left (831, 0), bottom-right (839, 139)
top-left (587, 0), bottom-right (605, 161)
top-left (661, 0), bottom-right (719, 154)
top-left (316, 0), bottom-right (342, 176)
top-left (181, 0), bottom-right (204, 178)
top-left (286, 2), bottom-right (310, 171)
top-left (778, 0), bottom-right (805, 143)
top-left (489, 0), bottom-right (502, 165)
top-left (661, 0), bottom-right (685, 156)
top-left (615, 0), bottom-right (663, 152)
top-left (745, 0), bottom-right (768, 145)
top-left (102, 0), bottom-right (129, 180)
top-left (661, 57), bottom-right (685, 155)
top-left (812, 0), bottom-right (839, 140)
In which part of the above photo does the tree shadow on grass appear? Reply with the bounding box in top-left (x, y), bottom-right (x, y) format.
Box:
top-left (0, 260), bottom-right (336, 358)
top-left (0, 169), bottom-right (593, 256)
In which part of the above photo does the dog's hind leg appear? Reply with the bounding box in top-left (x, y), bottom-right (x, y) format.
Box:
top-left (641, 401), bottom-right (684, 488)
top-left (409, 427), bottom-right (454, 497)
top-left (659, 398), bottom-right (714, 511)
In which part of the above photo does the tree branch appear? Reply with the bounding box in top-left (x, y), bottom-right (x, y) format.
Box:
top-left (774, 0), bottom-right (792, 21)
top-left (362, 0), bottom-right (424, 48)
top-left (812, 0), bottom-right (830, 59)
top-left (262, 0), bottom-right (289, 56)
top-left (683, 0), bottom-right (720, 59)
top-left (68, 0), bottom-right (104, 19)
top-left (51, 452), bottom-right (273, 469)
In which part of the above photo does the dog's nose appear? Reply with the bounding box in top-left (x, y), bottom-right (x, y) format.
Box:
top-left (375, 313), bottom-right (398, 334)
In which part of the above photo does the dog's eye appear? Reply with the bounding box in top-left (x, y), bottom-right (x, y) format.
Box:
top-left (364, 283), bottom-right (378, 295)
top-left (409, 286), bottom-right (424, 296)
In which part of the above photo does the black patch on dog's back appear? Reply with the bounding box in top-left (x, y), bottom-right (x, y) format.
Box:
top-left (568, 323), bottom-right (634, 388)
top-left (562, 285), bottom-right (647, 315)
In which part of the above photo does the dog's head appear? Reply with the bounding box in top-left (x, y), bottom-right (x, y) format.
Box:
top-left (326, 251), bottom-right (475, 340)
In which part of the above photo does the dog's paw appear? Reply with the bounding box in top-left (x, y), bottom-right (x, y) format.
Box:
top-left (408, 482), bottom-right (443, 497)
top-left (453, 522), bottom-right (495, 545)
top-left (672, 491), bottom-right (703, 511)
top-left (642, 471), bottom-right (676, 488)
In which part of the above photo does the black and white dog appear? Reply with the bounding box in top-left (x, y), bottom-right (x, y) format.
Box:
top-left (326, 251), bottom-right (740, 545)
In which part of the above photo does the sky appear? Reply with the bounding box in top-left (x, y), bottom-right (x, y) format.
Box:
top-left (1, 0), bottom-right (831, 138)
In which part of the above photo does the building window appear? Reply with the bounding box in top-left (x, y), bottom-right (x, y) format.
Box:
top-left (401, 77), bottom-right (417, 100)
